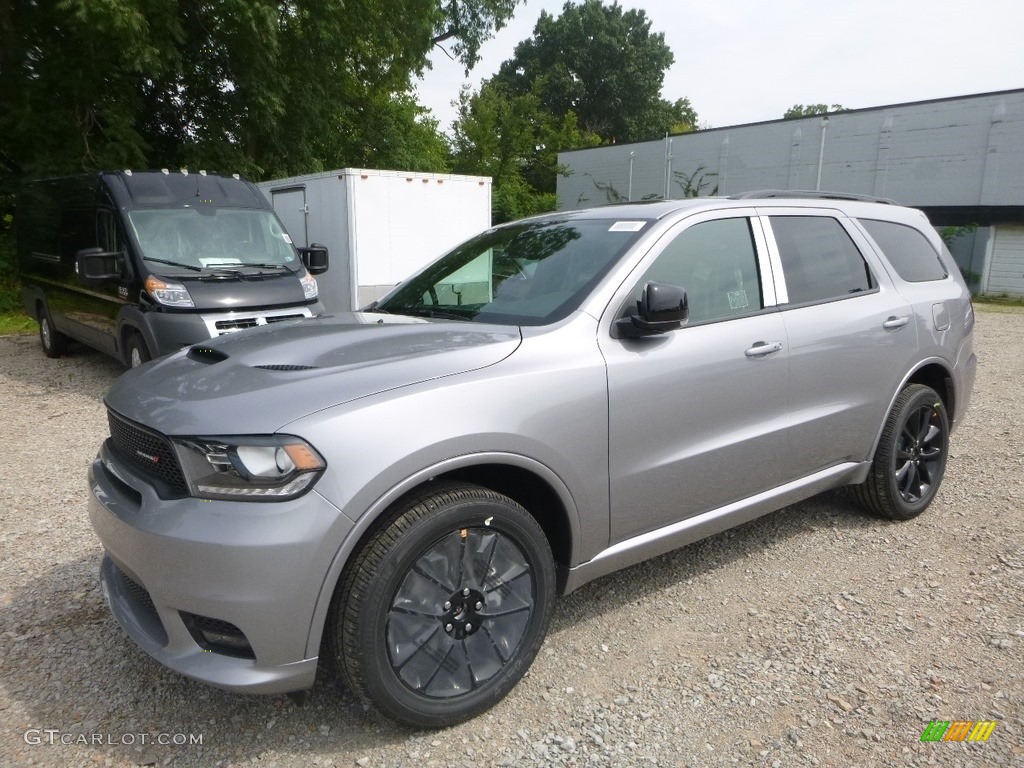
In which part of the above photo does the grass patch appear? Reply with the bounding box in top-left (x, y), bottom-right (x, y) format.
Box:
top-left (974, 295), bottom-right (1024, 314)
top-left (0, 311), bottom-right (34, 335)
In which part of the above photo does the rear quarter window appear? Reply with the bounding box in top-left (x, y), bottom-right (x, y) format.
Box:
top-left (859, 219), bottom-right (948, 282)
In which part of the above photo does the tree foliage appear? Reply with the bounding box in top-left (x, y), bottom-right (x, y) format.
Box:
top-left (492, 0), bottom-right (695, 143)
top-left (783, 103), bottom-right (846, 119)
top-left (451, 0), bottom-right (695, 220)
top-left (0, 0), bottom-right (519, 186)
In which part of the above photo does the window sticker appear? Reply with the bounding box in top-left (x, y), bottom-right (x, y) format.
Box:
top-left (609, 221), bottom-right (645, 232)
top-left (282, 233), bottom-right (293, 244)
top-left (727, 289), bottom-right (749, 310)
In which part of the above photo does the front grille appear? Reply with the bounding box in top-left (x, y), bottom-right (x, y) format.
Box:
top-left (265, 313), bottom-right (304, 324)
top-left (215, 317), bottom-right (258, 332)
top-left (214, 313), bottom-right (305, 334)
top-left (107, 410), bottom-right (189, 497)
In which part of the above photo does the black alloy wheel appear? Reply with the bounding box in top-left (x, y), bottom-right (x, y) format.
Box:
top-left (852, 384), bottom-right (949, 520)
top-left (329, 482), bottom-right (555, 727)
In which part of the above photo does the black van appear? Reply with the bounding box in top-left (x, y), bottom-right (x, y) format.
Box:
top-left (19, 170), bottom-right (328, 367)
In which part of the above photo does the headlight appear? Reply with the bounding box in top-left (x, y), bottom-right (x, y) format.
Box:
top-left (299, 271), bottom-right (318, 300)
top-left (173, 436), bottom-right (325, 501)
top-left (145, 276), bottom-right (195, 308)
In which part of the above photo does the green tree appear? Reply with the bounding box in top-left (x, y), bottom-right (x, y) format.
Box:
top-left (783, 103), bottom-right (846, 119)
top-left (452, 1), bottom-right (694, 219)
top-left (0, 0), bottom-right (519, 183)
top-left (490, 0), bottom-right (695, 143)
top-left (450, 81), bottom-right (599, 222)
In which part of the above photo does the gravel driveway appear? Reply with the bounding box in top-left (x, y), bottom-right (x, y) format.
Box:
top-left (1, 308), bottom-right (1021, 768)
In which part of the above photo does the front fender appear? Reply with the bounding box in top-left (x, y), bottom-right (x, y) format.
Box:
top-left (301, 451), bottom-right (581, 660)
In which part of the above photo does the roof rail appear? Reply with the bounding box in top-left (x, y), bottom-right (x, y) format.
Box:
top-left (728, 190), bottom-right (900, 205)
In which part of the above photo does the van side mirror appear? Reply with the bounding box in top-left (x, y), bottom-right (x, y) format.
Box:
top-left (298, 243), bottom-right (329, 275)
top-left (614, 281), bottom-right (688, 338)
top-left (75, 247), bottom-right (123, 281)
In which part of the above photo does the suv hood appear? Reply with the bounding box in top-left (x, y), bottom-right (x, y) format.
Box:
top-left (106, 313), bottom-right (522, 435)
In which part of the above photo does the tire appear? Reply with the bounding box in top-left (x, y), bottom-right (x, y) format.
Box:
top-left (852, 384), bottom-right (949, 520)
top-left (126, 333), bottom-right (151, 368)
top-left (329, 482), bottom-right (555, 727)
top-left (38, 305), bottom-right (68, 359)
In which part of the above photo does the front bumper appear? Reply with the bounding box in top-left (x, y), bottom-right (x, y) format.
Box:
top-left (88, 442), bottom-right (352, 694)
top-left (142, 301), bottom-right (325, 358)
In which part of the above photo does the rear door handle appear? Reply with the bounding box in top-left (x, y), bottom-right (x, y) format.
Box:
top-left (745, 341), bottom-right (784, 358)
top-left (882, 315), bottom-right (910, 330)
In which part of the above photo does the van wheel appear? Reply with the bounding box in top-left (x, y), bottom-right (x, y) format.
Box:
top-left (38, 306), bottom-right (68, 358)
top-left (851, 384), bottom-right (949, 520)
top-left (126, 333), bottom-right (151, 368)
top-left (328, 482), bottom-right (555, 727)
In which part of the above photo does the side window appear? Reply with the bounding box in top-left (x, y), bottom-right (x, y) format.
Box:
top-left (770, 216), bottom-right (873, 304)
top-left (634, 218), bottom-right (763, 324)
top-left (59, 208), bottom-right (96, 260)
top-left (859, 218), bottom-right (948, 282)
top-left (97, 209), bottom-right (123, 253)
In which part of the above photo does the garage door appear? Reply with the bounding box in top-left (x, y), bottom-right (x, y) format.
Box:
top-left (987, 224), bottom-right (1024, 297)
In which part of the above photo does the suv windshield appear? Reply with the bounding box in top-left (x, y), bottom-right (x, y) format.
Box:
top-left (127, 208), bottom-right (299, 272)
top-left (375, 218), bottom-right (651, 325)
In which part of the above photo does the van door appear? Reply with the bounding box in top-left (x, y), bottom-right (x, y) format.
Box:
top-left (49, 207), bottom-right (125, 356)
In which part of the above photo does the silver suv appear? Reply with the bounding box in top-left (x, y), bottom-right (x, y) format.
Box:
top-left (88, 193), bottom-right (976, 727)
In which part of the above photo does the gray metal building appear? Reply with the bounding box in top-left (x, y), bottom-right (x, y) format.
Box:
top-left (557, 89), bottom-right (1024, 297)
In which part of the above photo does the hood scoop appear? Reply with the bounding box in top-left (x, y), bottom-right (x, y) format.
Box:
top-left (187, 346), bottom-right (229, 364)
top-left (253, 364), bottom-right (319, 372)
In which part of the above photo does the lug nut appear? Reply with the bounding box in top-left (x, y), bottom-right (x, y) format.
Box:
top-left (475, 601), bottom-right (483, 610)
top-left (444, 601), bottom-right (451, 610)
top-left (445, 623), bottom-right (453, 632)
top-left (463, 588), bottom-right (470, 596)
top-left (465, 623), bottom-right (473, 632)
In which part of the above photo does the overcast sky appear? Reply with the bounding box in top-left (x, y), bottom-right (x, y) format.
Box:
top-left (416, 0), bottom-right (1024, 133)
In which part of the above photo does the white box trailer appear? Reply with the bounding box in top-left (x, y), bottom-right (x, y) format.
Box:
top-left (258, 168), bottom-right (492, 312)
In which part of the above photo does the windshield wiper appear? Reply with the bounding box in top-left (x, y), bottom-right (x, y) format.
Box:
top-left (204, 262), bottom-right (294, 273)
top-left (142, 257), bottom-right (202, 272)
top-left (383, 306), bottom-right (471, 321)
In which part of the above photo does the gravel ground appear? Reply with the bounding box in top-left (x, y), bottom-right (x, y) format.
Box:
top-left (1, 308), bottom-right (1021, 768)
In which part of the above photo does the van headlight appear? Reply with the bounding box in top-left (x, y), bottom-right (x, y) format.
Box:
top-left (173, 436), bottom-right (326, 501)
top-left (299, 271), bottom-right (318, 300)
top-left (145, 276), bottom-right (195, 308)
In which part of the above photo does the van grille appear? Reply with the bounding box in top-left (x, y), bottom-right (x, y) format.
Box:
top-left (214, 313), bottom-right (305, 333)
top-left (107, 410), bottom-right (189, 497)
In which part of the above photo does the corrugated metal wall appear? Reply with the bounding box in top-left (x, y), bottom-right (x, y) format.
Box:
top-left (559, 90), bottom-right (1024, 207)
top-left (557, 89), bottom-right (1024, 296)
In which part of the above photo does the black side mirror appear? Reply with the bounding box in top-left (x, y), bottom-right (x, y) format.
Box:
top-left (298, 243), bottom-right (329, 275)
top-left (75, 247), bottom-right (123, 281)
top-left (614, 281), bottom-right (688, 338)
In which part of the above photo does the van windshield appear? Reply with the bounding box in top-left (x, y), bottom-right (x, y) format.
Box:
top-left (127, 208), bottom-right (299, 272)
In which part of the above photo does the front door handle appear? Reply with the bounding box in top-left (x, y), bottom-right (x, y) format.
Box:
top-left (882, 315), bottom-right (910, 330)
top-left (745, 341), bottom-right (784, 358)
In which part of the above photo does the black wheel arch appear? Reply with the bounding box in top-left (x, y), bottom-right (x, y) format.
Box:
top-left (116, 307), bottom-right (159, 366)
top-left (305, 456), bottom-right (578, 663)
